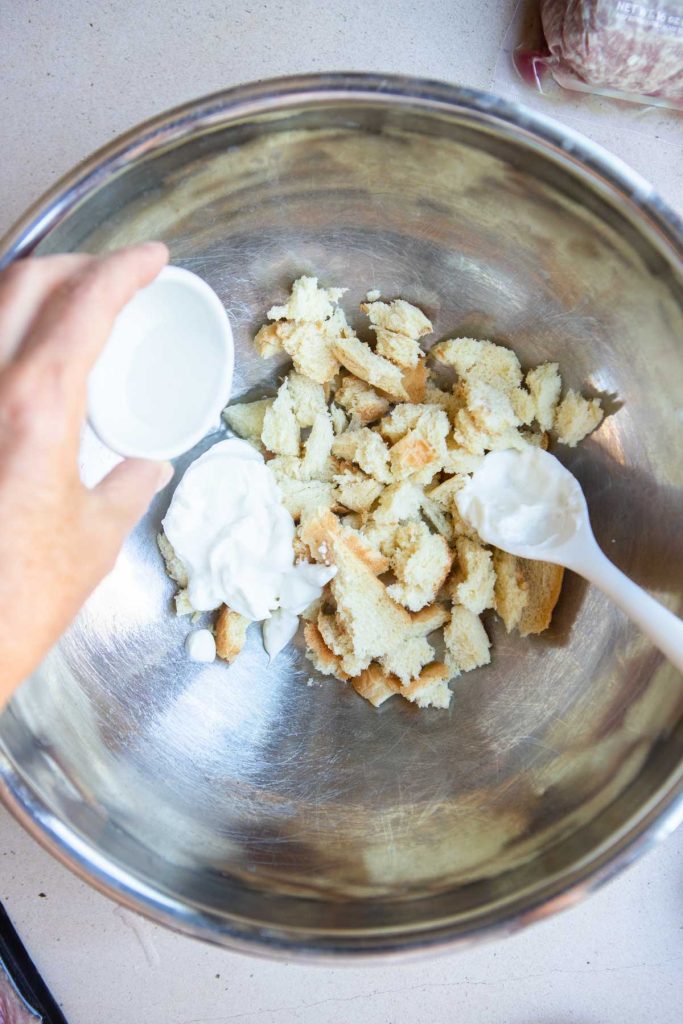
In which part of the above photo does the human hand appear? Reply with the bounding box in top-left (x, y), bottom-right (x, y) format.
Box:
top-left (0, 243), bottom-right (173, 706)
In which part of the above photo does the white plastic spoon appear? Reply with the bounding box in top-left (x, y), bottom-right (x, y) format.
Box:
top-left (456, 447), bottom-right (683, 672)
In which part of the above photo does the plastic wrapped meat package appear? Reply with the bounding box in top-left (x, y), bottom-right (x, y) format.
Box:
top-left (520, 1), bottom-right (683, 107)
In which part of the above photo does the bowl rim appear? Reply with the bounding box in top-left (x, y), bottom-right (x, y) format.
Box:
top-left (1, 71), bottom-right (682, 960)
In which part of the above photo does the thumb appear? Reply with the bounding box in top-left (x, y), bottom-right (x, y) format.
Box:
top-left (93, 458), bottom-right (174, 538)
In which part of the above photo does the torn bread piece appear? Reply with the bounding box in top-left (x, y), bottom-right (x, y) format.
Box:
top-left (304, 621), bottom-right (349, 680)
top-left (277, 321), bottom-right (341, 384)
top-left (261, 378), bottom-right (300, 456)
top-left (335, 375), bottom-right (390, 424)
top-left (493, 549), bottom-right (528, 632)
top-left (268, 275), bottom-right (346, 323)
top-left (380, 635), bottom-right (434, 685)
top-left (386, 520), bottom-right (453, 612)
top-left (301, 411), bottom-right (334, 477)
top-left (174, 589), bottom-right (194, 616)
top-left (222, 397), bottom-right (273, 448)
top-left (331, 427), bottom-right (392, 484)
top-left (300, 510), bottom-right (414, 675)
top-left (329, 402), bottom-right (348, 435)
top-left (332, 334), bottom-right (409, 401)
top-left (494, 551), bottom-right (564, 636)
top-left (215, 605), bottom-right (250, 663)
top-left (287, 371), bottom-right (328, 427)
top-left (389, 406), bottom-right (449, 482)
top-left (374, 329), bottom-right (423, 369)
top-left (361, 298), bottom-right (433, 339)
top-left (371, 480), bottom-right (423, 525)
top-left (554, 389), bottom-right (604, 447)
top-left (444, 605), bottom-right (491, 676)
top-left (526, 362), bottom-right (562, 432)
top-left (334, 467), bottom-right (384, 513)
top-left (352, 662), bottom-right (451, 709)
top-left (451, 537), bottom-right (496, 615)
top-left (157, 532), bottom-right (188, 588)
top-left (267, 460), bottom-right (336, 520)
top-left (432, 336), bottom-right (522, 393)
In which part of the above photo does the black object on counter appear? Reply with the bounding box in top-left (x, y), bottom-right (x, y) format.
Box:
top-left (0, 902), bottom-right (68, 1023)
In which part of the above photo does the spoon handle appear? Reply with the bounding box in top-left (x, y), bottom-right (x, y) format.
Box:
top-left (575, 541), bottom-right (683, 674)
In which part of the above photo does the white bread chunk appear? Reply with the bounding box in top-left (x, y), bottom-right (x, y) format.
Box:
top-left (352, 662), bottom-right (451, 709)
top-left (268, 275), bottom-right (346, 323)
top-left (278, 321), bottom-right (341, 384)
top-left (261, 378), bottom-right (300, 456)
top-left (427, 474), bottom-right (467, 511)
top-left (441, 443), bottom-right (484, 475)
top-left (253, 322), bottom-right (285, 358)
top-left (463, 379), bottom-right (521, 434)
top-left (494, 550), bottom-right (564, 636)
top-left (443, 605), bottom-right (491, 675)
top-left (332, 334), bottom-right (408, 400)
top-left (300, 510), bottom-right (414, 675)
top-left (424, 383), bottom-right (462, 421)
top-left (451, 537), bottom-right (496, 614)
top-left (380, 635), bottom-right (434, 685)
top-left (389, 406), bottom-right (449, 481)
top-left (331, 427), bottom-right (392, 484)
top-left (510, 387), bottom-right (535, 425)
top-left (329, 402), bottom-right (348, 435)
top-left (304, 621), bottom-right (349, 680)
top-left (302, 411), bottom-right (334, 477)
top-left (287, 371), bottom-right (327, 427)
top-left (215, 605), bottom-right (250, 663)
top-left (222, 397), bottom-right (273, 446)
top-left (267, 458), bottom-right (336, 520)
top-left (374, 328), bottom-right (423, 369)
top-left (379, 402), bottom-right (429, 443)
top-left (371, 480), bottom-right (423, 525)
top-left (361, 298), bottom-right (433, 338)
top-left (493, 549), bottom-right (528, 632)
top-left (334, 467), bottom-right (384, 513)
top-left (554, 389), bottom-right (604, 446)
top-left (335, 375), bottom-right (390, 424)
top-left (387, 520), bottom-right (453, 612)
top-left (526, 362), bottom-right (562, 431)
top-left (432, 337), bottom-right (522, 393)
top-left (157, 531), bottom-right (188, 588)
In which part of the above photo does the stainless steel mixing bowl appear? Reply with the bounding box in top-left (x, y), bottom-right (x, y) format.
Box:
top-left (1, 74), bottom-right (682, 958)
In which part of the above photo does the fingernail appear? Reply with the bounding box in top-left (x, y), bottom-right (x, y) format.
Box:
top-left (155, 461), bottom-right (174, 494)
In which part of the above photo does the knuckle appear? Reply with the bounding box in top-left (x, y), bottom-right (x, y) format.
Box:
top-left (0, 259), bottom-right (34, 296)
top-left (0, 366), bottom-right (40, 431)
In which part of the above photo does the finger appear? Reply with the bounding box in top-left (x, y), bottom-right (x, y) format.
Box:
top-left (0, 253), bottom-right (92, 365)
top-left (20, 242), bottom-right (169, 384)
top-left (91, 458), bottom-right (174, 547)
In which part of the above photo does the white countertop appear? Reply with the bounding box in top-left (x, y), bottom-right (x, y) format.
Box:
top-left (1, 3), bottom-right (681, 1022)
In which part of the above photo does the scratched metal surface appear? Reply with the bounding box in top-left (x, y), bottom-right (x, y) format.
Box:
top-left (1, 82), bottom-right (682, 954)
